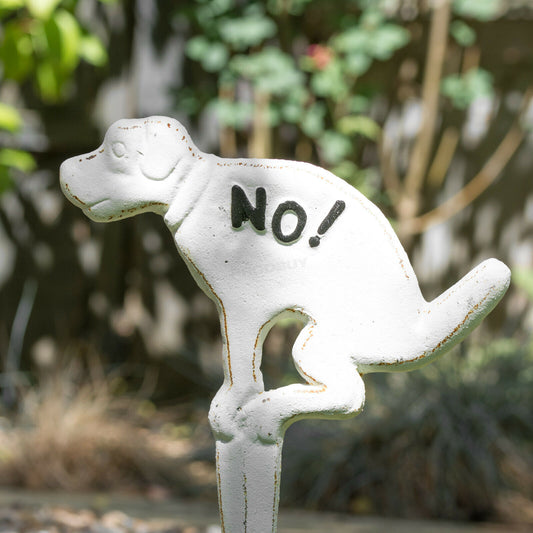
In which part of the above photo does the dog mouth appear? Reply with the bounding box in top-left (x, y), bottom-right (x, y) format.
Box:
top-left (63, 183), bottom-right (109, 212)
top-left (84, 198), bottom-right (109, 211)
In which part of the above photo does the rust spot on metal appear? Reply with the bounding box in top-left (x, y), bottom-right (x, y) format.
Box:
top-left (72, 195), bottom-right (86, 206)
top-left (243, 472), bottom-right (248, 533)
top-left (167, 123), bottom-right (171, 128)
top-left (86, 154), bottom-right (97, 160)
top-left (99, 148), bottom-right (104, 153)
top-left (216, 451), bottom-right (225, 532)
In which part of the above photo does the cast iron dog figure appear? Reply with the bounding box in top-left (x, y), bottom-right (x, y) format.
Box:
top-left (61, 116), bottom-right (510, 531)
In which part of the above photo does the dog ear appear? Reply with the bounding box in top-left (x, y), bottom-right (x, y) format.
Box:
top-left (140, 121), bottom-right (181, 181)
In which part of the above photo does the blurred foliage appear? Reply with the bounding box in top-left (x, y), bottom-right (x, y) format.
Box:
top-left (441, 68), bottom-right (494, 109)
top-left (175, 0), bottom-right (412, 193)
top-left (171, 0), bottom-right (520, 214)
top-left (284, 337), bottom-right (533, 520)
top-left (0, 0), bottom-right (111, 193)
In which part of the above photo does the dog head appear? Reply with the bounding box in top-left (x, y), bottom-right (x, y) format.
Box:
top-left (60, 116), bottom-right (200, 222)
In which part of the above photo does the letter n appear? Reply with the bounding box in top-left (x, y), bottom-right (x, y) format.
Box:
top-left (231, 185), bottom-right (266, 231)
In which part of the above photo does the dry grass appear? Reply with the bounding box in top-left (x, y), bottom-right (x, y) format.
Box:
top-left (0, 358), bottom-right (215, 494)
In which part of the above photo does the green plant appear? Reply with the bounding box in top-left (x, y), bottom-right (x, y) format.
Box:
top-left (283, 338), bottom-right (533, 521)
top-left (175, 0), bottom-right (406, 201)
top-left (0, 0), bottom-right (111, 194)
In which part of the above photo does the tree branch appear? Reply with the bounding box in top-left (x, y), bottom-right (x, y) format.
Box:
top-left (402, 122), bottom-right (525, 235)
top-left (403, 0), bottom-right (452, 200)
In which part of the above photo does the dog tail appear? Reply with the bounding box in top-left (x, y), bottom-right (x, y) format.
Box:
top-left (362, 258), bottom-right (510, 373)
top-left (413, 258), bottom-right (510, 369)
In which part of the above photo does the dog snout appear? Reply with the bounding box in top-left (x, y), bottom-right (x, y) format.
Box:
top-left (59, 155), bottom-right (98, 209)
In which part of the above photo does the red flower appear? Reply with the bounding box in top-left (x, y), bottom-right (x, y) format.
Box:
top-left (307, 44), bottom-right (333, 70)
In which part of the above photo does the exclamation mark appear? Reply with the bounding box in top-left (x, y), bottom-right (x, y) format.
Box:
top-left (309, 200), bottom-right (346, 247)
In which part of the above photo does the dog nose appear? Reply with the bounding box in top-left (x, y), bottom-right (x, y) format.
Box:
top-left (59, 158), bottom-right (73, 191)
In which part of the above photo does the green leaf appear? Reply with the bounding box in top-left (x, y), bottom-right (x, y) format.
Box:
top-left (209, 99), bottom-right (253, 130)
top-left (186, 36), bottom-right (210, 60)
top-left (333, 28), bottom-right (368, 54)
top-left (36, 60), bottom-right (61, 101)
top-left (311, 59), bottom-right (348, 100)
top-left (26, 0), bottom-right (62, 20)
top-left (0, 103), bottom-right (22, 132)
top-left (0, 148), bottom-right (36, 172)
top-left (331, 160), bottom-right (358, 181)
top-left (441, 68), bottom-right (494, 109)
top-left (50, 9), bottom-right (81, 71)
top-left (344, 52), bottom-right (372, 76)
top-left (231, 48), bottom-right (303, 96)
top-left (319, 130), bottom-right (352, 165)
top-left (301, 103), bottom-right (326, 138)
top-left (281, 101), bottom-right (304, 123)
top-left (79, 34), bottom-right (108, 66)
top-left (370, 24), bottom-right (410, 60)
top-left (453, 0), bottom-right (503, 21)
top-left (450, 20), bottom-right (476, 47)
top-left (202, 42), bottom-right (229, 72)
top-left (348, 95), bottom-right (370, 113)
top-left (0, 22), bottom-right (34, 80)
top-left (219, 14), bottom-right (276, 50)
top-left (337, 115), bottom-right (380, 140)
top-left (512, 268), bottom-right (533, 302)
top-left (0, 0), bottom-right (24, 12)
top-left (0, 166), bottom-right (13, 195)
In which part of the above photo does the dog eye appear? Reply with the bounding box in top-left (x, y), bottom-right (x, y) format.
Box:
top-left (112, 142), bottom-right (126, 158)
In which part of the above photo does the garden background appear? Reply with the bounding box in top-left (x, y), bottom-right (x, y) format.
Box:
top-left (0, 0), bottom-right (532, 528)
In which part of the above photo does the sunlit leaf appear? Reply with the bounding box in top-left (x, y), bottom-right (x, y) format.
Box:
top-left (209, 99), bottom-right (253, 130)
top-left (338, 115), bottom-right (380, 140)
top-left (0, 148), bottom-right (36, 172)
top-left (333, 28), bottom-right (368, 53)
top-left (344, 52), bottom-right (372, 76)
top-left (186, 35), bottom-right (210, 60)
top-left (319, 130), bottom-right (352, 165)
top-left (26, 0), bottom-right (62, 20)
top-left (311, 59), bottom-right (348, 100)
top-left (512, 268), bottom-right (533, 302)
top-left (201, 42), bottom-right (229, 72)
top-left (441, 68), bottom-right (494, 109)
top-left (453, 0), bottom-right (503, 21)
top-left (36, 60), bottom-right (61, 101)
top-left (231, 48), bottom-right (303, 96)
top-left (51, 9), bottom-right (81, 71)
top-left (0, 0), bottom-right (24, 12)
top-left (219, 14), bottom-right (276, 50)
top-left (370, 24), bottom-right (410, 60)
top-left (450, 20), bottom-right (477, 47)
top-left (301, 103), bottom-right (326, 138)
top-left (79, 34), bottom-right (108, 66)
top-left (0, 103), bottom-right (22, 132)
top-left (0, 23), bottom-right (34, 80)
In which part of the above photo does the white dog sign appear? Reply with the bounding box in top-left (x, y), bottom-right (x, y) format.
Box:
top-left (60, 116), bottom-right (510, 533)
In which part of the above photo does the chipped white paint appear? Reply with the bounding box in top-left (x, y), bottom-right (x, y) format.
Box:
top-left (60, 116), bottom-right (511, 533)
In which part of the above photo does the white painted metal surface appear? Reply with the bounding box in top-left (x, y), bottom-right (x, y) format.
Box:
top-left (60, 116), bottom-right (510, 533)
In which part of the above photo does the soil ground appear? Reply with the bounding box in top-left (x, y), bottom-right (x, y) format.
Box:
top-left (0, 489), bottom-right (529, 533)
